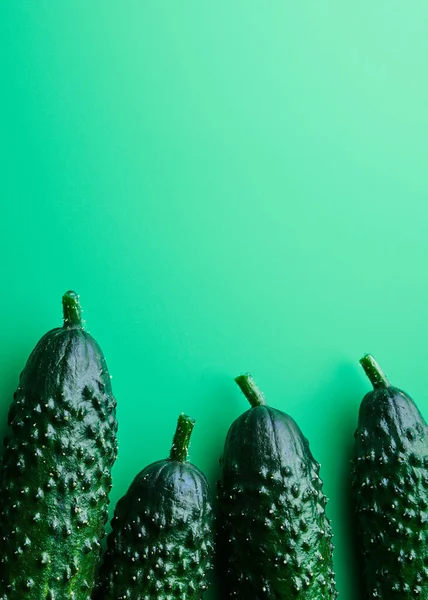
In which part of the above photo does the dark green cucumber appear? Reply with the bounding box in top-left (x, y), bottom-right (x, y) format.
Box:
top-left (0, 291), bottom-right (118, 600)
top-left (95, 413), bottom-right (214, 600)
top-left (352, 354), bottom-right (428, 599)
top-left (217, 374), bottom-right (337, 599)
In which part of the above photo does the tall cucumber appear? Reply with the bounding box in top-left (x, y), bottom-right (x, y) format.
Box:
top-left (217, 374), bottom-right (337, 599)
top-left (352, 354), bottom-right (428, 599)
top-left (95, 413), bottom-right (214, 600)
top-left (0, 291), bottom-right (118, 600)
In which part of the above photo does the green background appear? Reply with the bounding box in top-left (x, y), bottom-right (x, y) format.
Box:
top-left (1, 3), bottom-right (428, 598)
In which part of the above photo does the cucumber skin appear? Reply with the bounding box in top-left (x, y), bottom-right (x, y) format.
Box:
top-left (0, 325), bottom-right (118, 600)
top-left (95, 459), bottom-right (214, 600)
top-left (352, 385), bottom-right (428, 599)
top-left (217, 405), bottom-right (337, 600)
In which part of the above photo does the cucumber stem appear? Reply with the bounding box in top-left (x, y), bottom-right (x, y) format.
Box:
top-left (235, 374), bottom-right (267, 408)
top-left (170, 414), bottom-right (195, 463)
top-left (62, 291), bottom-right (83, 329)
top-left (360, 354), bottom-right (390, 388)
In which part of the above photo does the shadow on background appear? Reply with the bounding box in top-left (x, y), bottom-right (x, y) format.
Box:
top-left (342, 429), bottom-right (366, 600)
top-left (189, 373), bottom-right (242, 600)
top-left (0, 349), bottom-right (26, 458)
top-left (346, 474), bottom-right (366, 600)
top-left (320, 361), bottom-right (366, 600)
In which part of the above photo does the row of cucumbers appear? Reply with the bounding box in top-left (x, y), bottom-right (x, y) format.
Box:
top-left (0, 291), bottom-right (426, 599)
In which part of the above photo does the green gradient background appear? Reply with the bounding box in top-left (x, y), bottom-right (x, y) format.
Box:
top-left (2, 3), bottom-right (428, 598)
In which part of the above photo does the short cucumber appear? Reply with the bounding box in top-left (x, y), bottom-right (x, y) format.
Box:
top-left (352, 354), bottom-right (428, 599)
top-left (95, 413), bottom-right (214, 600)
top-left (0, 291), bottom-right (118, 600)
top-left (217, 374), bottom-right (337, 599)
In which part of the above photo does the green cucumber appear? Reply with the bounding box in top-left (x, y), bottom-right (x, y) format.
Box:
top-left (95, 413), bottom-right (214, 600)
top-left (217, 374), bottom-right (337, 599)
top-left (352, 354), bottom-right (428, 599)
top-left (0, 291), bottom-right (118, 600)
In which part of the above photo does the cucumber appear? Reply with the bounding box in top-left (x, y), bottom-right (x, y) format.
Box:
top-left (352, 354), bottom-right (428, 599)
top-left (95, 413), bottom-right (214, 600)
top-left (0, 291), bottom-right (118, 600)
top-left (217, 374), bottom-right (337, 599)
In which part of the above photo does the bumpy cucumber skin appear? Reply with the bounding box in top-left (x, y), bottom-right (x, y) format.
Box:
top-left (218, 405), bottom-right (337, 599)
top-left (352, 385), bottom-right (428, 599)
top-left (95, 458), bottom-right (214, 600)
top-left (0, 325), bottom-right (118, 599)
